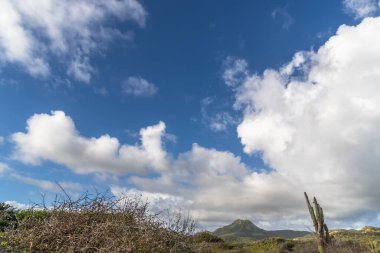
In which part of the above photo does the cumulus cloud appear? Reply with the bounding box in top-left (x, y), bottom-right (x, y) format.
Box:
top-left (223, 16), bottom-right (380, 225)
top-left (343, 0), bottom-right (380, 19)
top-left (10, 110), bottom-right (299, 228)
top-left (0, 0), bottom-right (147, 82)
top-left (12, 111), bottom-right (168, 175)
top-left (122, 76), bottom-right (158, 97)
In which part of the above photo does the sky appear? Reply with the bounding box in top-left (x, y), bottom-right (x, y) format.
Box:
top-left (1, 0), bottom-right (380, 231)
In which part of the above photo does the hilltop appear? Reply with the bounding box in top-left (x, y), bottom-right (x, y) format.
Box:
top-left (213, 219), bottom-right (310, 242)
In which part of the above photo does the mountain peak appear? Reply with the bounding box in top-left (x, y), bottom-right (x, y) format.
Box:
top-left (213, 219), bottom-right (311, 241)
top-left (214, 219), bottom-right (266, 239)
top-left (232, 219), bottom-right (254, 225)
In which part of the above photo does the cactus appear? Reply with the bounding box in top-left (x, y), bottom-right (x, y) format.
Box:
top-left (304, 192), bottom-right (330, 253)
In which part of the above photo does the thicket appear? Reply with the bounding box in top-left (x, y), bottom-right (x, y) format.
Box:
top-left (0, 190), bottom-right (196, 253)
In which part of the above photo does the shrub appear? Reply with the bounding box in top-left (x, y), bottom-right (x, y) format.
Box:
top-left (3, 191), bottom-right (196, 253)
top-left (193, 231), bottom-right (224, 243)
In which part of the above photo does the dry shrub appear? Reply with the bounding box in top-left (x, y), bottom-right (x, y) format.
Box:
top-left (5, 190), bottom-right (196, 253)
top-left (294, 239), bottom-right (371, 253)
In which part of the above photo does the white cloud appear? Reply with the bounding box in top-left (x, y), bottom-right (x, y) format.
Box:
top-left (343, 0), bottom-right (380, 19)
top-left (12, 111), bottom-right (168, 175)
top-left (12, 37), bottom-right (380, 230)
top-left (223, 16), bottom-right (380, 225)
top-left (122, 76), bottom-right (158, 97)
top-left (4, 200), bottom-right (29, 210)
top-left (111, 186), bottom-right (191, 213)
top-left (11, 173), bottom-right (83, 192)
top-left (0, 0), bottom-right (147, 82)
top-left (0, 136), bottom-right (4, 145)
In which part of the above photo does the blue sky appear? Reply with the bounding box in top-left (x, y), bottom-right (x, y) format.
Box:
top-left (1, 0), bottom-right (380, 230)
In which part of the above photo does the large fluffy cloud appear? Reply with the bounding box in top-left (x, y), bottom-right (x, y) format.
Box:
top-left (12, 111), bottom-right (168, 175)
top-left (0, 0), bottom-right (147, 82)
top-left (226, 16), bottom-right (380, 224)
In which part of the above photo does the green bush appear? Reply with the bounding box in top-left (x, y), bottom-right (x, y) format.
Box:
top-left (16, 209), bottom-right (50, 221)
top-left (194, 231), bottom-right (225, 243)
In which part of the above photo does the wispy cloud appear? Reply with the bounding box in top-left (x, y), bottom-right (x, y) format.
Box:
top-left (94, 87), bottom-right (109, 96)
top-left (343, 0), bottom-right (380, 19)
top-left (11, 173), bottom-right (83, 192)
top-left (0, 162), bottom-right (9, 174)
top-left (272, 7), bottom-right (294, 30)
top-left (201, 97), bottom-right (237, 132)
top-left (122, 76), bottom-right (158, 97)
top-left (0, 0), bottom-right (147, 83)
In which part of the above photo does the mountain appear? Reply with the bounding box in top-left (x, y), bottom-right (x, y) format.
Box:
top-left (213, 219), bottom-right (310, 241)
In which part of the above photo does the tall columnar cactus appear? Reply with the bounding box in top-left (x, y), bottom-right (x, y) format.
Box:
top-left (304, 192), bottom-right (330, 253)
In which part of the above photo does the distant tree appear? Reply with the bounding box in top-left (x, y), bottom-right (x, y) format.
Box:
top-left (0, 202), bottom-right (17, 232)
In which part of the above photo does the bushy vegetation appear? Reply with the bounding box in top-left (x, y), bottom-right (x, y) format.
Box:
top-left (0, 191), bottom-right (196, 252)
top-left (1, 191), bottom-right (380, 252)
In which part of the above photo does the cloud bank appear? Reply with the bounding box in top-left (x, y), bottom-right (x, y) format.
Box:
top-left (0, 0), bottom-right (147, 82)
top-left (9, 16), bottom-right (380, 230)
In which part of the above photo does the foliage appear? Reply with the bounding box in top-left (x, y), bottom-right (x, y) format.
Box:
top-left (0, 203), bottom-right (17, 232)
top-left (194, 231), bottom-right (225, 243)
top-left (16, 209), bottom-right (50, 222)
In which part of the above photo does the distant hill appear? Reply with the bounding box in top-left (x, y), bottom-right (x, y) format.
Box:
top-left (213, 219), bottom-right (310, 241)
